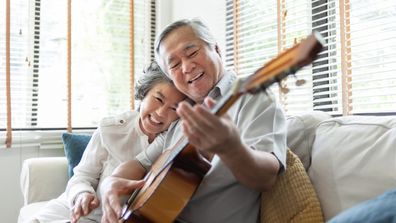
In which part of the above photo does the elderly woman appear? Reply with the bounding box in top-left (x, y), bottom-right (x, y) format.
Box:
top-left (27, 61), bottom-right (185, 223)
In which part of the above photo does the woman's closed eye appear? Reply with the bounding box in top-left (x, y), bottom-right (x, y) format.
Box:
top-left (155, 96), bottom-right (163, 103)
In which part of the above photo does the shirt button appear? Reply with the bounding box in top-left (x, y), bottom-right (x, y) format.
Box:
top-left (119, 119), bottom-right (125, 124)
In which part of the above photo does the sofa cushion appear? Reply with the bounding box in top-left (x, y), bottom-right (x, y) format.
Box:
top-left (261, 150), bottom-right (324, 222)
top-left (62, 133), bottom-right (92, 178)
top-left (308, 115), bottom-right (396, 220)
top-left (286, 111), bottom-right (331, 170)
top-left (18, 201), bottom-right (48, 223)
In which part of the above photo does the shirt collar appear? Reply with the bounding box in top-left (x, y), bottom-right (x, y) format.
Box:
top-left (208, 70), bottom-right (237, 99)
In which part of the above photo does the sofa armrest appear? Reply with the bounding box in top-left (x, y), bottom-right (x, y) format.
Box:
top-left (20, 157), bottom-right (68, 205)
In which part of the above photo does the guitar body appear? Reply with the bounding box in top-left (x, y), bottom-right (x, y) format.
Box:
top-left (123, 144), bottom-right (211, 223)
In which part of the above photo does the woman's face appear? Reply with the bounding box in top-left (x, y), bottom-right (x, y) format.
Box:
top-left (139, 81), bottom-right (185, 141)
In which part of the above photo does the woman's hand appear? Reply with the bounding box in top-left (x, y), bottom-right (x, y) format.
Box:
top-left (71, 192), bottom-right (99, 223)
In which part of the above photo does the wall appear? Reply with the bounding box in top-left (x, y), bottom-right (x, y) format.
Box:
top-left (156, 0), bottom-right (226, 59)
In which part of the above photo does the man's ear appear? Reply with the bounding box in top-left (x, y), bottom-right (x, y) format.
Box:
top-left (215, 44), bottom-right (222, 58)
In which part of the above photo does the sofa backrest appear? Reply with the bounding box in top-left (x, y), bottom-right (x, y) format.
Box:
top-left (286, 111), bottom-right (332, 170)
top-left (307, 115), bottom-right (396, 220)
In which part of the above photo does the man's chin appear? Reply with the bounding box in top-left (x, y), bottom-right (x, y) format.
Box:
top-left (192, 96), bottom-right (206, 104)
top-left (187, 88), bottom-right (210, 103)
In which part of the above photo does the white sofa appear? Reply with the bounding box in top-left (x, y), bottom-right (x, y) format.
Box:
top-left (19, 157), bottom-right (69, 223)
top-left (18, 111), bottom-right (396, 222)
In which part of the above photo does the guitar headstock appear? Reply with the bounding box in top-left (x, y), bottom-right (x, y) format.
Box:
top-left (212, 32), bottom-right (324, 117)
top-left (238, 31), bottom-right (324, 94)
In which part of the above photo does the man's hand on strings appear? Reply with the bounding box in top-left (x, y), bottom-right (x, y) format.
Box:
top-left (176, 97), bottom-right (243, 156)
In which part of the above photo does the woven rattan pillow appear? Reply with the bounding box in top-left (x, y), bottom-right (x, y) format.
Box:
top-left (261, 150), bottom-right (324, 223)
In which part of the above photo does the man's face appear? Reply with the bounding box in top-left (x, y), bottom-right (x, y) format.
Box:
top-left (158, 26), bottom-right (224, 103)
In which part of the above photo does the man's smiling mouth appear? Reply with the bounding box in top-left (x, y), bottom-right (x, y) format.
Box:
top-left (188, 72), bottom-right (204, 84)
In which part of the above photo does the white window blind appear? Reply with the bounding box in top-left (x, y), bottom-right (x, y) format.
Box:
top-left (1, 0), bottom-right (156, 132)
top-left (311, 0), bottom-right (341, 114)
top-left (72, 0), bottom-right (133, 127)
top-left (1, 0), bottom-right (156, 148)
top-left (0, 0), bottom-right (31, 129)
top-left (36, 0), bottom-right (68, 128)
top-left (134, 0), bottom-right (156, 82)
top-left (276, 0), bottom-right (316, 114)
top-left (348, 0), bottom-right (396, 114)
top-left (225, 0), bottom-right (278, 76)
top-left (226, 0), bottom-right (396, 115)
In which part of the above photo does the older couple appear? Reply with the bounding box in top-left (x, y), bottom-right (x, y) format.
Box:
top-left (31, 18), bottom-right (287, 223)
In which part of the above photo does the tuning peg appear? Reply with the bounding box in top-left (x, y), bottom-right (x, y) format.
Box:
top-left (295, 79), bottom-right (306, 86)
top-left (278, 82), bottom-right (290, 94)
top-left (281, 87), bottom-right (290, 94)
top-left (290, 74), bottom-right (306, 86)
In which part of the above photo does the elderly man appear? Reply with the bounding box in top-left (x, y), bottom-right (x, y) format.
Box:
top-left (100, 18), bottom-right (287, 223)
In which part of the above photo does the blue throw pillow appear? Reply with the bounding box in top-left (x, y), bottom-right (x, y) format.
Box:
top-left (62, 132), bottom-right (92, 178)
top-left (329, 188), bottom-right (396, 223)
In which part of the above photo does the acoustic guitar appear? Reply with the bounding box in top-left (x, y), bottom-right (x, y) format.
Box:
top-left (120, 31), bottom-right (325, 223)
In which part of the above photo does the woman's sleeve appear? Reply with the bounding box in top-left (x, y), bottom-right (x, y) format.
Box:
top-left (65, 128), bottom-right (108, 207)
top-left (135, 132), bottom-right (165, 170)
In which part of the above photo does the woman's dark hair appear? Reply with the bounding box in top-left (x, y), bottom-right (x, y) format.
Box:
top-left (134, 61), bottom-right (173, 101)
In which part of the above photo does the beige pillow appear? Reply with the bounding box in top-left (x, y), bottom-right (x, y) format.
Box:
top-left (308, 115), bottom-right (396, 220)
top-left (261, 150), bottom-right (324, 223)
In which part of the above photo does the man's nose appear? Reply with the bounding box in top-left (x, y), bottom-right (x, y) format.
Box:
top-left (182, 59), bottom-right (195, 74)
